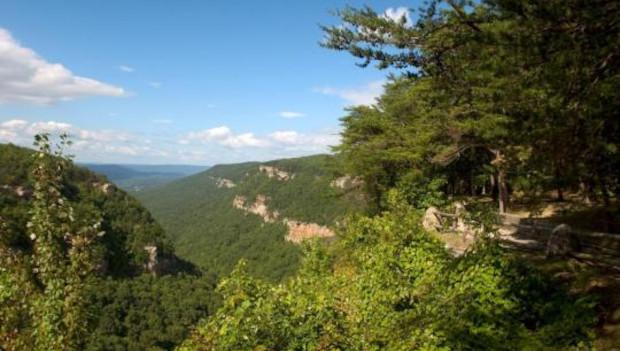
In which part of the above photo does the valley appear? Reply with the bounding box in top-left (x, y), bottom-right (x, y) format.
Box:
top-left (136, 154), bottom-right (366, 280)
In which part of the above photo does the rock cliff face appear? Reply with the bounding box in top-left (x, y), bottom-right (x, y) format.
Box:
top-left (233, 195), bottom-right (280, 222)
top-left (232, 194), bottom-right (335, 243)
top-left (259, 165), bottom-right (294, 181)
top-left (143, 245), bottom-right (178, 276)
top-left (215, 177), bottom-right (236, 188)
top-left (284, 220), bottom-right (334, 243)
top-left (330, 175), bottom-right (363, 190)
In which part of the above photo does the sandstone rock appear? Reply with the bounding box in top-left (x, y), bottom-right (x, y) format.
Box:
top-left (144, 245), bottom-right (159, 275)
top-left (101, 183), bottom-right (114, 195)
top-left (247, 195), bottom-right (279, 222)
top-left (92, 182), bottom-right (115, 195)
top-left (259, 165), bottom-right (294, 181)
top-left (545, 224), bottom-right (578, 257)
top-left (143, 245), bottom-right (176, 276)
top-left (284, 219), bottom-right (334, 243)
top-left (422, 206), bottom-right (442, 232)
top-left (330, 175), bottom-right (364, 190)
top-left (215, 178), bottom-right (236, 188)
top-left (232, 195), bottom-right (246, 209)
top-left (232, 194), bottom-right (278, 222)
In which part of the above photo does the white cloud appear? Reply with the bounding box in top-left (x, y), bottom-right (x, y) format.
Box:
top-left (184, 126), bottom-right (269, 148)
top-left (0, 28), bottom-right (125, 104)
top-left (181, 126), bottom-right (340, 154)
top-left (118, 65), bottom-right (134, 73)
top-left (279, 111), bottom-right (305, 119)
top-left (0, 118), bottom-right (340, 165)
top-left (383, 7), bottom-right (412, 27)
top-left (148, 81), bottom-right (162, 88)
top-left (1, 119), bottom-right (29, 129)
top-left (269, 131), bottom-right (299, 144)
top-left (317, 80), bottom-right (385, 106)
top-left (0, 118), bottom-right (146, 160)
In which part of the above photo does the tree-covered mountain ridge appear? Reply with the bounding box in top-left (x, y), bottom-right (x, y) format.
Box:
top-left (0, 142), bottom-right (190, 277)
top-left (136, 154), bottom-right (367, 280)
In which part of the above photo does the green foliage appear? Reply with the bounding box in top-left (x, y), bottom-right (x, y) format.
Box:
top-left (137, 154), bottom-right (366, 281)
top-left (181, 196), bottom-right (596, 350)
top-left (85, 273), bottom-right (218, 351)
top-left (324, 0), bottom-right (620, 212)
top-left (1, 134), bottom-right (104, 350)
top-left (1, 139), bottom-right (214, 350)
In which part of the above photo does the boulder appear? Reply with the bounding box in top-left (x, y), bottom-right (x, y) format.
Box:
top-left (422, 206), bottom-right (442, 232)
top-left (545, 224), bottom-right (578, 257)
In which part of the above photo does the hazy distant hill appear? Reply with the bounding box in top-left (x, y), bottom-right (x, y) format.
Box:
top-left (137, 154), bottom-right (366, 280)
top-left (81, 163), bottom-right (209, 192)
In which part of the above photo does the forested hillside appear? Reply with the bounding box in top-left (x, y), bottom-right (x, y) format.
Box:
top-left (0, 141), bottom-right (216, 350)
top-left (137, 154), bottom-right (366, 280)
top-left (0, 143), bottom-right (175, 276)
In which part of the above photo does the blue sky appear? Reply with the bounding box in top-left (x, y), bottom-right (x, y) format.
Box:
top-left (0, 0), bottom-right (416, 165)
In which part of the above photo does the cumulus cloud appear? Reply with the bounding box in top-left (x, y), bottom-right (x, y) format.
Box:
top-left (183, 126), bottom-right (269, 148)
top-left (0, 118), bottom-right (340, 164)
top-left (118, 65), bottom-right (134, 73)
top-left (383, 7), bottom-right (412, 27)
top-left (0, 28), bottom-right (125, 104)
top-left (0, 118), bottom-right (145, 159)
top-left (269, 130), bottom-right (300, 144)
top-left (279, 111), bottom-right (305, 119)
top-left (269, 130), bottom-right (340, 151)
top-left (181, 126), bottom-right (340, 155)
top-left (317, 80), bottom-right (385, 106)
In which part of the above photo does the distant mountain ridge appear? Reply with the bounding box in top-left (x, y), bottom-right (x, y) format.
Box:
top-left (137, 154), bottom-right (366, 280)
top-left (81, 163), bottom-right (209, 191)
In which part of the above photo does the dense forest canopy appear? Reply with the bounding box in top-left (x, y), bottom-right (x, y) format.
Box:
top-left (324, 0), bottom-right (619, 214)
top-left (1, 0), bottom-right (619, 350)
top-left (0, 140), bottom-right (215, 350)
top-left (137, 154), bottom-right (365, 281)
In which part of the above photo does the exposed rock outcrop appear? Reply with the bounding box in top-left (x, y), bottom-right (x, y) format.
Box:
top-left (143, 245), bottom-right (177, 276)
top-left (422, 206), bottom-right (442, 232)
top-left (546, 224), bottom-right (578, 257)
top-left (215, 177), bottom-right (236, 188)
top-left (232, 194), bottom-right (334, 243)
top-left (92, 182), bottom-right (115, 195)
top-left (232, 195), bottom-right (279, 222)
top-left (284, 219), bottom-right (335, 243)
top-left (259, 165), bottom-right (294, 181)
top-left (330, 175), bottom-right (364, 190)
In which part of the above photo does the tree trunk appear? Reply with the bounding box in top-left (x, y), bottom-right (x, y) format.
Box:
top-left (579, 181), bottom-right (591, 205)
top-left (498, 169), bottom-right (509, 214)
top-left (490, 149), bottom-right (509, 214)
top-left (490, 174), bottom-right (498, 202)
